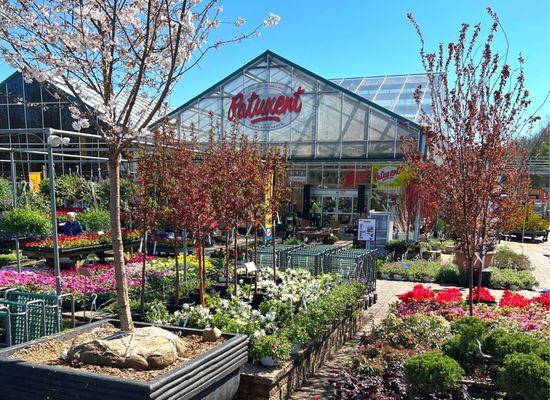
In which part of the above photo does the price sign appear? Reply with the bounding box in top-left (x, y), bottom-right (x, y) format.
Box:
top-left (358, 219), bottom-right (376, 242)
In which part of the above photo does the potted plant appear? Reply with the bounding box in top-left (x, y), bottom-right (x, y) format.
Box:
top-left (250, 333), bottom-right (292, 367)
top-left (0, 319), bottom-right (248, 400)
top-left (284, 323), bottom-right (310, 355)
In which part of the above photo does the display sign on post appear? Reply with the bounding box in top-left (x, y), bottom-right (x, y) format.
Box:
top-left (358, 219), bottom-right (376, 249)
top-left (28, 172), bottom-right (41, 193)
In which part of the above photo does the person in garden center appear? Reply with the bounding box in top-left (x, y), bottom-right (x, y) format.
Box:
top-left (63, 212), bottom-right (84, 236)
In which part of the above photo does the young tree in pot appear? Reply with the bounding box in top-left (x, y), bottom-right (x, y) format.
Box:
top-left (0, 0), bottom-right (280, 331)
top-left (135, 128), bottom-right (174, 314)
top-left (405, 9), bottom-right (533, 316)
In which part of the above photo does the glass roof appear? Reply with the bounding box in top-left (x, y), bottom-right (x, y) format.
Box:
top-left (330, 74), bottom-right (439, 123)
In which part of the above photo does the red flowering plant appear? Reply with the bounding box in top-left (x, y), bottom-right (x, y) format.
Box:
top-left (398, 284), bottom-right (435, 303)
top-left (466, 287), bottom-right (495, 303)
top-left (499, 290), bottom-right (531, 308)
top-left (435, 288), bottom-right (463, 304)
top-left (23, 229), bottom-right (140, 250)
top-left (531, 293), bottom-right (550, 310)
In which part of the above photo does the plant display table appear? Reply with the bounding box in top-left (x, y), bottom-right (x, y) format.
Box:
top-left (21, 240), bottom-right (141, 267)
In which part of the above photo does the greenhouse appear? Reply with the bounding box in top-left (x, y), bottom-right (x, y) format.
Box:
top-left (162, 50), bottom-right (429, 225)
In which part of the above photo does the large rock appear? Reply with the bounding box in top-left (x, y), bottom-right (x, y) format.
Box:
top-left (68, 326), bottom-right (185, 370)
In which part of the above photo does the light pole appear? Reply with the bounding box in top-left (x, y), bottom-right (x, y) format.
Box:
top-left (9, 151), bottom-right (21, 272)
top-left (46, 129), bottom-right (70, 295)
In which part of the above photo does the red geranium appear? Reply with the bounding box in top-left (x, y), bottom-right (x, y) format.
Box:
top-left (499, 290), bottom-right (531, 308)
top-left (398, 285), bottom-right (435, 303)
top-left (531, 293), bottom-right (550, 310)
top-left (467, 287), bottom-right (495, 303)
top-left (435, 288), bottom-right (463, 303)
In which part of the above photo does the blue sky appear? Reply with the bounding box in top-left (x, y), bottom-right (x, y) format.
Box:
top-left (1, 0), bottom-right (548, 120)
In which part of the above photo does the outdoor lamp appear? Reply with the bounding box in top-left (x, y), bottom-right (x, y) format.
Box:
top-left (47, 135), bottom-right (70, 148)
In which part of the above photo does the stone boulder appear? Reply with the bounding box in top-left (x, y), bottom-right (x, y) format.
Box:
top-left (68, 326), bottom-right (185, 370)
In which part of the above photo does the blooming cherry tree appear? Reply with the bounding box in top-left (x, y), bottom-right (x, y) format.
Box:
top-left (0, 0), bottom-right (280, 331)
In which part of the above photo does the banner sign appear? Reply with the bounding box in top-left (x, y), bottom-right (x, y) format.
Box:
top-left (372, 164), bottom-right (408, 188)
top-left (28, 172), bottom-right (41, 193)
top-left (227, 82), bottom-right (305, 131)
top-left (358, 218), bottom-right (376, 241)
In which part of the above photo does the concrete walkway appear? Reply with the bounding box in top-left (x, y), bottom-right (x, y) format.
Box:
top-left (499, 239), bottom-right (550, 290)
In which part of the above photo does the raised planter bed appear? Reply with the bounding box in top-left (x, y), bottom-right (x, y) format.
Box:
top-left (236, 298), bottom-right (368, 400)
top-left (0, 319), bottom-right (248, 400)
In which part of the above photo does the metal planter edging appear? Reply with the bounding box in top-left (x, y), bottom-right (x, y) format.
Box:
top-left (0, 319), bottom-right (248, 400)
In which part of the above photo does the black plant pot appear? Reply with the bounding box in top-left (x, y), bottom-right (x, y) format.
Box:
top-left (0, 319), bottom-right (248, 400)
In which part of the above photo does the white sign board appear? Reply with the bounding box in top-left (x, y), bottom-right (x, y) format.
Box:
top-left (358, 219), bottom-right (376, 241)
top-left (244, 262), bottom-right (257, 274)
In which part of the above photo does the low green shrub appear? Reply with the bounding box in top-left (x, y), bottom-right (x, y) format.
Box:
top-left (250, 333), bottom-right (292, 362)
top-left (283, 322), bottom-right (310, 347)
top-left (483, 329), bottom-right (548, 361)
top-left (373, 312), bottom-right (451, 350)
top-left (378, 259), bottom-right (461, 284)
top-left (489, 268), bottom-right (538, 290)
top-left (284, 237), bottom-right (301, 245)
top-left (494, 245), bottom-right (531, 270)
top-left (498, 353), bottom-right (550, 400)
top-left (405, 352), bottom-right (464, 396)
top-left (0, 207), bottom-right (51, 238)
top-left (324, 234), bottom-right (339, 245)
top-left (78, 208), bottom-right (111, 232)
top-left (436, 263), bottom-right (461, 284)
top-left (443, 317), bottom-right (488, 363)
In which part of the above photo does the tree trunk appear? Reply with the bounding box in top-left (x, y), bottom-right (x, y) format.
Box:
top-left (225, 230), bottom-right (230, 289)
top-left (139, 229), bottom-right (147, 316)
top-left (233, 228), bottom-right (238, 296)
top-left (108, 154), bottom-right (134, 331)
top-left (183, 229), bottom-right (188, 284)
top-left (254, 228), bottom-right (258, 295)
top-left (174, 241), bottom-right (180, 305)
top-left (196, 241), bottom-right (205, 306)
top-left (468, 258), bottom-right (474, 316)
top-left (245, 225), bottom-right (249, 262)
top-left (272, 216), bottom-right (276, 281)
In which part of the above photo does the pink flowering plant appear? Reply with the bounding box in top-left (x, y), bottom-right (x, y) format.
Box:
top-left (0, 254), bottom-right (162, 300)
top-left (394, 285), bottom-right (549, 339)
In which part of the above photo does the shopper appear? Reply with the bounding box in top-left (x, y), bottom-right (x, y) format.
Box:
top-left (63, 212), bottom-right (84, 236)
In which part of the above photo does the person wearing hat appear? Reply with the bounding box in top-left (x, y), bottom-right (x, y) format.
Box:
top-left (63, 212), bottom-right (84, 236)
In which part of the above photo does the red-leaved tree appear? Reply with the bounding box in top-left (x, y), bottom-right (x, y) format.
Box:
top-left (405, 9), bottom-right (535, 315)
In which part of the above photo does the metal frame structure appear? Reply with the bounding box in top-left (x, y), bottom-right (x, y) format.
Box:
top-left (0, 128), bottom-right (110, 295)
top-left (158, 50), bottom-right (423, 162)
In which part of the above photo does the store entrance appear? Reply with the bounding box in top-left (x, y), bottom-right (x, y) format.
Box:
top-left (309, 188), bottom-right (359, 227)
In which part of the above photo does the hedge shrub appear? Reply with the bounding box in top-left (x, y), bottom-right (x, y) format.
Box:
top-left (405, 352), bottom-right (464, 395)
top-left (490, 268), bottom-right (538, 290)
top-left (498, 353), bottom-right (550, 400)
top-left (0, 207), bottom-right (51, 238)
top-left (483, 329), bottom-right (548, 361)
top-left (443, 317), bottom-right (488, 363)
top-left (78, 208), bottom-right (110, 232)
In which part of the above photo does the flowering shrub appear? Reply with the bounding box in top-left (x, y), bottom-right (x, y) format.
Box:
top-left (499, 290), bottom-right (531, 308)
top-left (467, 286), bottom-right (495, 302)
top-left (436, 288), bottom-right (463, 303)
top-left (398, 284), bottom-right (435, 303)
top-left (0, 254), bottom-right (159, 298)
top-left (531, 293), bottom-right (550, 310)
top-left (23, 229), bottom-right (140, 250)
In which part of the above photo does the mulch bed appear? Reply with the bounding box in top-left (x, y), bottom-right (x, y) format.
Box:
top-left (9, 323), bottom-right (223, 381)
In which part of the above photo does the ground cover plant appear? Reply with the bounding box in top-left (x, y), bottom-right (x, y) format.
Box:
top-left (331, 285), bottom-right (549, 399)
